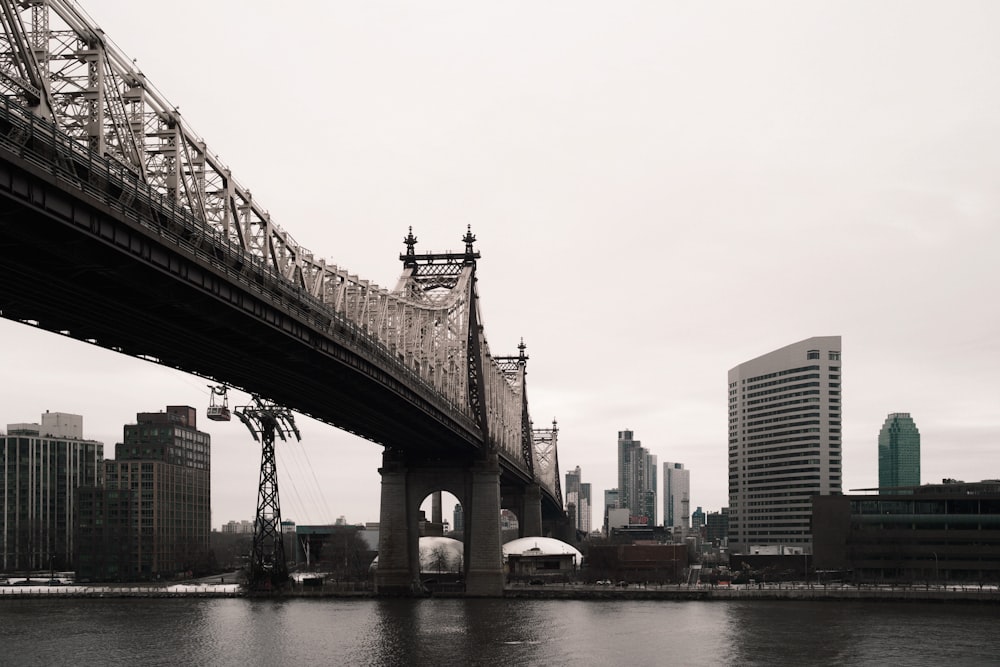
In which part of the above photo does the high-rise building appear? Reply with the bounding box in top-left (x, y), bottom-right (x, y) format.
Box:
top-left (617, 430), bottom-right (657, 524)
top-left (565, 465), bottom-right (581, 528)
top-left (578, 482), bottom-right (592, 533)
top-left (78, 406), bottom-right (211, 580)
top-left (878, 413), bottom-right (920, 491)
top-left (603, 488), bottom-right (619, 536)
top-left (564, 466), bottom-right (593, 534)
top-left (663, 462), bottom-right (691, 530)
top-left (691, 506), bottom-right (706, 530)
top-left (727, 336), bottom-right (843, 554)
top-left (1, 412), bottom-right (102, 571)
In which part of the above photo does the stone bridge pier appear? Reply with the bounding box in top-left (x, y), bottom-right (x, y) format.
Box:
top-left (502, 483), bottom-right (543, 538)
top-left (375, 448), bottom-right (506, 597)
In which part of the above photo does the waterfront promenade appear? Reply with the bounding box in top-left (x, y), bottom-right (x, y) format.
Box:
top-left (2, 580), bottom-right (999, 603)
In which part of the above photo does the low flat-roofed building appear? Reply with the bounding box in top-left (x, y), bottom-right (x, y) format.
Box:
top-left (813, 480), bottom-right (1000, 583)
top-left (588, 543), bottom-right (688, 583)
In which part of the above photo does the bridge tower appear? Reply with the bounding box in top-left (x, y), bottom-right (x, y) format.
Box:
top-left (234, 396), bottom-right (301, 590)
top-left (375, 227), bottom-right (508, 596)
top-left (496, 341), bottom-right (543, 538)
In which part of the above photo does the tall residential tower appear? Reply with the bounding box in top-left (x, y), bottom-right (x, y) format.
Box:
top-left (617, 430), bottom-right (657, 525)
top-left (727, 336), bottom-right (843, 554)
top-left (878, 412), bottom-right (920, 491)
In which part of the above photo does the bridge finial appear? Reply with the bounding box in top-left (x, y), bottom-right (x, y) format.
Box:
top-left (518, 338), bottom-right (527, 361)
top-left (463, 225), bottom-right (477, 264)
top-left (402, 226), bottom-right (418, 267)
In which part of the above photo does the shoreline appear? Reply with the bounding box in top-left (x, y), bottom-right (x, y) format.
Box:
top-left (500, 584), bottom-right (1000, 603)
top-left (2, 582), bottom-right (999, 603)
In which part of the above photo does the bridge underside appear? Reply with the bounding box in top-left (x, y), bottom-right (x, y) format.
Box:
top-left (0, 147), bottom-right (482, 460)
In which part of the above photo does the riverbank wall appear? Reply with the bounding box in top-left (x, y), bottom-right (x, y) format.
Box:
top-left (3, 583), bottom-right (999, 603)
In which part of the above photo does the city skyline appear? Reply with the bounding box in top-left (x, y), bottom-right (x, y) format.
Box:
top-left (1, 1), bottom-right (999, 528)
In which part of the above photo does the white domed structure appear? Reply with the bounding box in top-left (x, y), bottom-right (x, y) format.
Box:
top-left (370, 536), bottom-right (465, 573)
top-left (418, 536), bottom-right (464, 573)
top-left (502, 537), bottom-right (582, 564)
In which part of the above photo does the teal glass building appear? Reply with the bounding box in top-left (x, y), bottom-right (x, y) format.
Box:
top-left (878, 413), bottom-right (921, 491)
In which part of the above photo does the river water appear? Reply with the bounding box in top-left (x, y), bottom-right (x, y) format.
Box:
top-left (2, 598), bottom-right (998, 666)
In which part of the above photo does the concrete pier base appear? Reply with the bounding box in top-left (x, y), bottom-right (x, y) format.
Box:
top-left (374, 449), bottom-right (505, 597)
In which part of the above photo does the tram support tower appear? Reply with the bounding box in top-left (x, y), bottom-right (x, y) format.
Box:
top-left (234, 396), bottom-right (301, 590)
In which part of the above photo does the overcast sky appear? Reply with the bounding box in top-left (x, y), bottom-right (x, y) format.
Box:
top-left (2, 1), bottom-right (998, 530)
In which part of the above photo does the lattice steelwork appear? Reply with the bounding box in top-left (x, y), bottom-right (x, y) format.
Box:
top-left (235, 397), bottom-right (301, 590)
top-left (0, 1), bottom-right (558, 502)
top-left (393, 226), bottom-right (529, 469)
top-left (495, 340), bottom-right (535, 478)
top-left (533, 421), bottom-right (562, 505)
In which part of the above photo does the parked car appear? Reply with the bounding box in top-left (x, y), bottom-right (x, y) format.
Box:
top-left (47, 579), bottom-right (62, 586)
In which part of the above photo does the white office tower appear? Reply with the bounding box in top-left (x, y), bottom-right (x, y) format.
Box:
top-left (727, 336), bottom-right (842, 555)
top-left (663, 462), bottom-right (690, 531)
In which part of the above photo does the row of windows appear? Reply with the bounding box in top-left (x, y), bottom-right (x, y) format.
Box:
top-left (747, 427), bottom-right (822, 441)
top-left (745, 381), bottom-right (822, 401)
top-left (744, 398), bottom-right (825, 416)
top-left (746, 413), bottom-right (821, 428)
top-left (745, 435), bottom-right (822, 447)
top-left (744, 528), bottom-right (811, 535)
top-left (744, 498), bottom-right (816, 508)
top-left (743, 364), bottom-right (821, 384)
top-left (747, 460), bottom-right (822, 471)
top-left (745, 373), bottom-right (820, 394)
top-left (742, 482), bottom-right (826, 495)
top-left (746, 472), bottom-right (821, 482)
top-left (806, 350), bottom-right (841, 360)
top-left (731, 443), bottom-right (822, 456)
top-left (732, 402), bottom-right (835, 423)
top-left (746, 390), bottom-right (822, 407)
top-left (742, 508), bottom-right (813, 517)
top-left (746, 450), bottom-right (840, 464)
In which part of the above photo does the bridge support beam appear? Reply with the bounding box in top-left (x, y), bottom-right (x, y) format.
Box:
top-left (519, 483), bottom-right (544, 538)
top-left (374, 450), bottom-right (421, 596)
top-left (502, 483), bottom-right (544, 539)
top-left (464, 454), bottom-right (505, 597)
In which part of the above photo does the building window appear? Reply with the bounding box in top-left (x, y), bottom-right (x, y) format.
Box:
top-left (807, 350), bottom-right (820, 360)
top-left (829, 351), bottom-right (840, 360)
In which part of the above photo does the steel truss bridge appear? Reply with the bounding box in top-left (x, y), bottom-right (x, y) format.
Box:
top-left (0, 1), bottom-right (565, 592)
